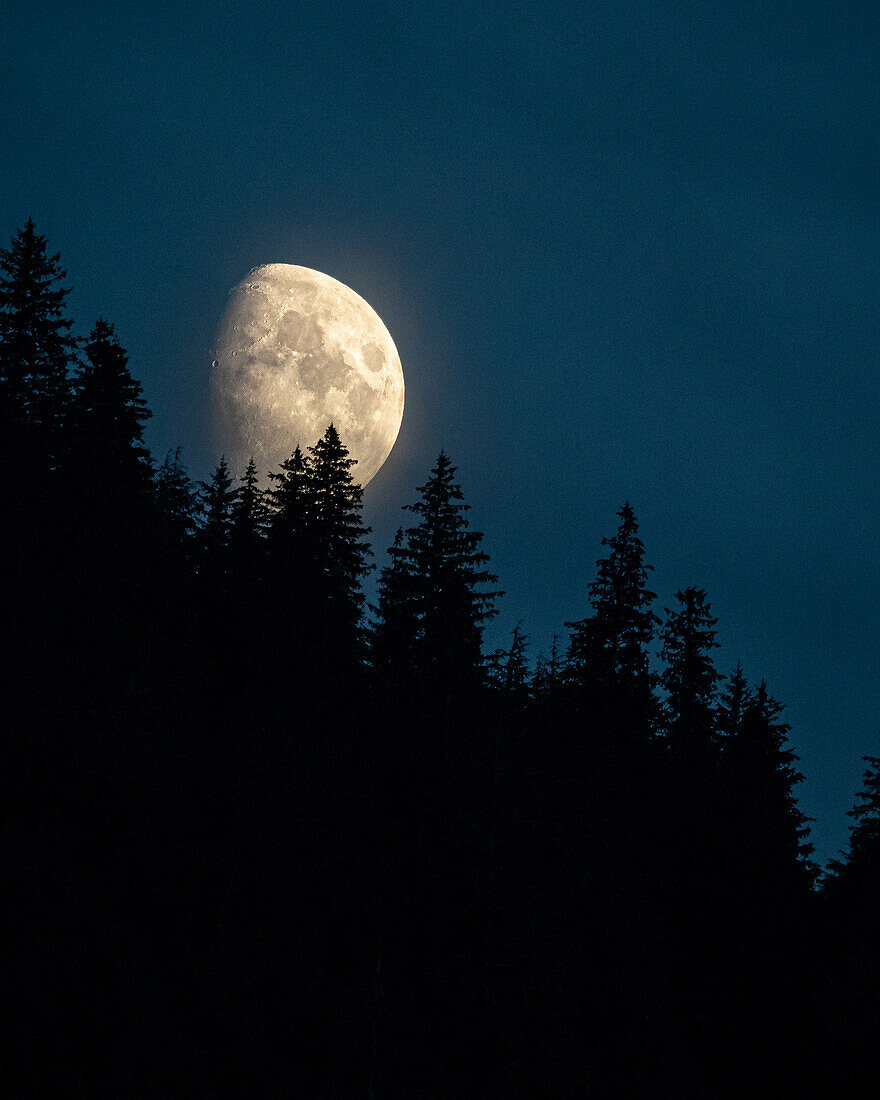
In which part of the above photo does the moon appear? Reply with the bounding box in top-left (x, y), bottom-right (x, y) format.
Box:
top-left (212, 263), bottom-right (404, 486)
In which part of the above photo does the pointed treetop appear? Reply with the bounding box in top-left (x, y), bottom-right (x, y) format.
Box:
top-left (0, 218), bottom-right (78, 436)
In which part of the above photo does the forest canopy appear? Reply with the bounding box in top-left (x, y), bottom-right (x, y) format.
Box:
top-left (2, 220), bottom-right (878, 1094)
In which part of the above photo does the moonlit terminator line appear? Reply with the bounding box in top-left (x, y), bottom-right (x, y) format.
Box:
top-left (212, 263), bottom-right (404, 486)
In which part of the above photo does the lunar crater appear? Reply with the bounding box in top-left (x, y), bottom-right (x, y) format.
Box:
top-left (213, 264), bottom-right (404, 487)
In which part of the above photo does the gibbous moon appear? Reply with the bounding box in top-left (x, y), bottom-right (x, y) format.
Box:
top-left (212, 264), bottom-right (404, 486)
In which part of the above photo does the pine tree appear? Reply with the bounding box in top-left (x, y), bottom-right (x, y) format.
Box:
top-left (565, 503), bottom-right (658, 743)
top-left (68, 318), bottom-right (153, 515)
top-left (725, 681), bottom-right (816, 890)
top-left (265, 445), bottom-right (315, 652)
top-left (234, 457), bottom-right (267, 536)
top-left (267, 445), bottom-right (311, 541)
top-left (387, 451), bottom-right (501, 705)
top-left (306, 423), bottom-right (372, 649)
top-left (371, 527), bottom-right (419, 686)
top-left (660, 586), bottom-right (721, 767)
top-left (831, 746), bottom-right (880, 886)
top-left (533, 635), bottom-right (563, 703)
top-left (500, 621), bottom-right (530, 703)
top-left (0, 219), bottom-right (77, 449)
top-left (199, 457), bottom-right (236, 577)
top-left (716, 661), bottom-right (751, 744)
top-left (155, 448), bottom-right (197, 555)
top-left (264, 428), bottom-right (372, 678)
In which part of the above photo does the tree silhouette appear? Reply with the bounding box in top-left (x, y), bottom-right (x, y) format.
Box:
top-left (67, 318), bottom-right (153, 519)
top-left (830, 743), bottom-right (880, 889)
top-left (232, 457), bottom-right (268, 553)
top-left (533, 634), bottom-right (562, 703)
top-left (1, 215), bottom-right (860, 1096)
top-left (725, 681), bottom-right (816, 891)
top-left (499, 621), bottom-right (530, 703)
top-left (384, 450), bottom-right (501, 710)
top-left (660, 586), bottom-right (720, 768)
top-left (715, 661), bottom-right (751, 743)
top-left (565, 502), bottom-right (658, 748)
top-left (371, 527), bottom-right (419, 690)
top-left (0, 218), bottom-right (76, 452)
top-left (155, 447), bottom-right (197, 555)
top-left (200, 458), bottom-right (235, 566)
top-left (306, 423), bottom-right (372, 667)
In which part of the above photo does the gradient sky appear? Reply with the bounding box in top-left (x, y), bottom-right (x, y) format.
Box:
top-left (3, 0), bottom-right (879, 864)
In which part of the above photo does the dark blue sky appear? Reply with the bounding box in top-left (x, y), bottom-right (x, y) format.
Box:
top-left (3, 0), bottom-right (879, 864)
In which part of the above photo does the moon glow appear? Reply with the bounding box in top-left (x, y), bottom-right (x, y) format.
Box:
top-left (212, 264), bottom-right (404, 486)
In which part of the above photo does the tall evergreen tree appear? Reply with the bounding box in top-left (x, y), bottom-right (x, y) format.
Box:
top-left (371, 527), bottom-right (419, 687)
top-left (716, 661), bottom-right (751, 744)
top-left (533, 635), bottom-right (563, 703)
top-left (267, 445), bottom-right (311, 541)
top-left (233, 457), bottom-right (267, 542)
top-left (829, 743), bottom-right (880, 888)
top-left (155, 448), bottom-right (197, 556)
top-left (228, 456), bottom-right (268, 581)
top-left (68, 318), bottom-right (153, 517)
top-left (565, 503), bottom-right (658, 744)
top-left (265, 445), bottom-right (315, 655)
top-left (725, 682), bottom-right (816, 890)
top-left (199, 457), bottom-right (236, 579)
top-left (660, 586), bottom-right (720, 767)
top-left (384, 451), bottom-right (501, 706)
top-left (0, 219), bottom-right (77, 448)
top-left (306, 423), bottom-right (372, 657)
top-left (501, 621), bottom-right (529, 701)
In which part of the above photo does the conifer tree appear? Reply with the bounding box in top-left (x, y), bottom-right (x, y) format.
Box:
top-left (388, 451), bottom-right (501, 704)
top-left (229, 457), bottom-right (268, 575)
top-left (371, 527), bottom-right (418, 686)
top-left (716, 661), bottom-right (751, 744)
top-left (533, 635), bottom-right (563, 703)
top-left (267, 445), bottom-right (311, 542)
top-left (827, 739), bottom-right (880, 895)
top-left (68, 318), bottom-right (153, 514)
top-left (234, 457), bottom-right (267, 538)
top-left (0, 219), bottom-right (77, 449)
top-left (725, 682), bottom-right (816, 890)
top-left (306, 423), bottom-right (372, 647)
top-left (265, 445), bottom-right (315, 649)
top-left (155, 448), bottom-right (197, 555)
top-left (565, 503), bottom-right (658, 743)
top-left (199, 457), bottom-right (236, 577)
top-left (839, 747), bottom-right (880, 877)
top-left (660, 586), bottom-right (720, 766)
top-left (500, 621), bottom-right (530, 703)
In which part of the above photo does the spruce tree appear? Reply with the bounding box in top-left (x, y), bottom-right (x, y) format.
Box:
top-left (388, 451), bottom-right (501, 705)
top-left (725, 682), bottom-right (816, 890)
top-left (660, 586), bottom-right (721, 767)
top-left (267, 445), bottom-right (311, 542)
top-left (233, 457), bottom-right (268, 548)
top-left (500, 621), bottom-right (530, 704)
top-left (533, 635), bottom-right (563, 704)
top-left (199, 457), bottom-right (236, 578)
top-left (371, 527), bottom-right (419, 687)
top-left (716, 661), bottom-right (751, 744)
top-left (831, 745), bottom-right (880, 887)
top-left (68, 318), bottom-right (153, 515)
top-left (565, 503), bottom-right (658, 744)
top-left (265, 445), bottom-right (315, 650)
top-left (0, 219), bottom-right (77, 449)
top-left (226, 456), bottom-right (267, 584)
top-left (306, 423), bottom-right (372, 652)
top-left (155, 448), bottom-right (197, 556)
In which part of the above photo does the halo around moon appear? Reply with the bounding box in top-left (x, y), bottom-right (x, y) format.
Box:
top-left (212, 263), bottom-right (404, 487)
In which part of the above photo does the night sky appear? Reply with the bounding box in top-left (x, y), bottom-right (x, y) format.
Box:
top-left (3, 0), bottom-right (879, 865)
